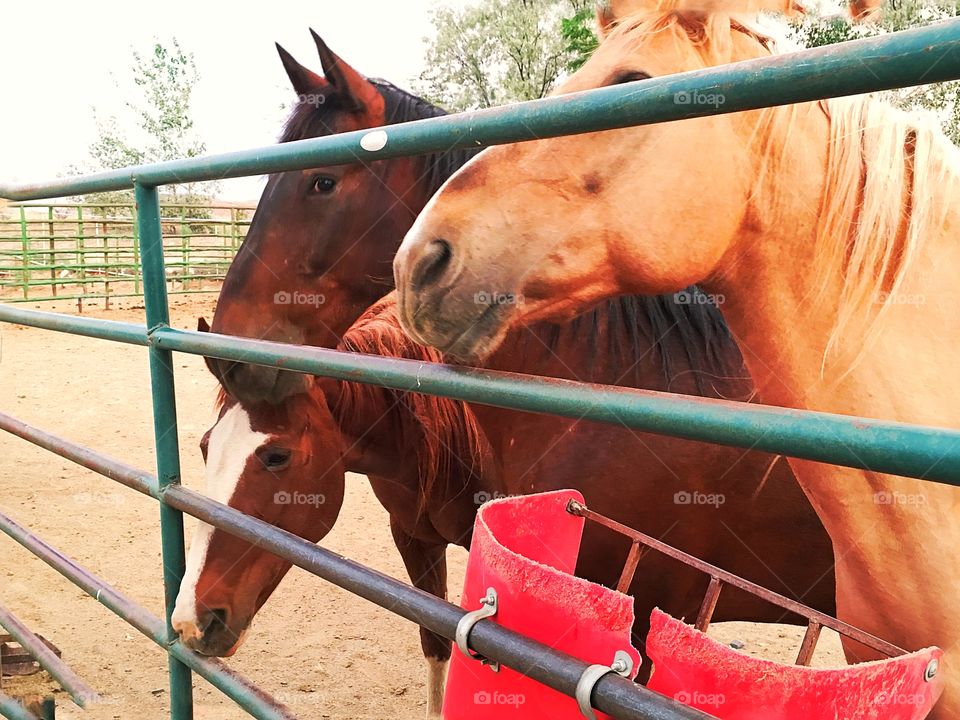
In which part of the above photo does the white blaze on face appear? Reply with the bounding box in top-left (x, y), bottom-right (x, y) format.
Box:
top-left (171, 405), bottom-right (271, 638)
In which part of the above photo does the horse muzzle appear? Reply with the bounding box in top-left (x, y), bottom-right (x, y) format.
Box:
top-left (213, 359), bottom-right (309, 405)
top-left (175, 608), bottom-right (248, 657)
top-left (394, 237), bottom-right (517, 362)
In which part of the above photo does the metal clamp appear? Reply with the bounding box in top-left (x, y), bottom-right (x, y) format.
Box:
top-left (575, 650), bottom-right (635, 720)
top-left (455, 587), bottom-right (499, 672)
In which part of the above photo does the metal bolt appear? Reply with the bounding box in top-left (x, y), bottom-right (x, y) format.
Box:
top-left (567, 499), bottom-right (586, 515)
top-left (924, 658), bottom-right (939, 682)
top-left (611, 650), bottom-right (634, 677)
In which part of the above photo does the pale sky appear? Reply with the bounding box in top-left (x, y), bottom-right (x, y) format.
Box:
top-left (0, 1), bottom-right (469, 201)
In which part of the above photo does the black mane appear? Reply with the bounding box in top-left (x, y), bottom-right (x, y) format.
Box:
top-left (279, 80), bottom-right (742, 392)
top-left (279, 79), bottom-right (478, 197)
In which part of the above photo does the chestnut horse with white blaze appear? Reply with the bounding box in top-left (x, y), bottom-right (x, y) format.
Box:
top-left (394, 1), bottom-right (959, 716)
top-left (173, 291), bottom-right (836, 717)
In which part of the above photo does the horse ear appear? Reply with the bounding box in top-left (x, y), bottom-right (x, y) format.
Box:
top-left (596, 2), bottom-right (617, 38)
top-left (597, 0), bottom-right (657, 36)
top-left (848, 0), bottom-right (881, 21)
top-left (196, 317), bottom-right (222, 379)
top-left (597, 0), bottom-right (805, 27)
top-left (200, 427), bottom-right (212, 463)
top-left (596, 0), bottom-right (637, 36)
top-left (276, 42), bottom-right (328, 97)
top-left (309, 29), bottom-right (381, 113)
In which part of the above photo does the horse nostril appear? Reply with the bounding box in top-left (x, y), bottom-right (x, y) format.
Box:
top-left (210, 608), bottom-right (229, 630)
top-left (198, 608), bottom-right (229, 636)
top-left (411, 239), bottom-right (453, 292)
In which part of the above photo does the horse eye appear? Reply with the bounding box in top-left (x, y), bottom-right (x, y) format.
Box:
top-left (610, 70), bottom-right (651, 85)
top-left (311, 175), bottom-right (337, 194)
top-left (258, 446), bottom-right (292, 471)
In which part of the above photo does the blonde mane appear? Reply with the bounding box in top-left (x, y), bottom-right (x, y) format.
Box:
top-left (815, 97), bottom-right (959, 369)
top-left (603, 4), bottom-right (960, 373)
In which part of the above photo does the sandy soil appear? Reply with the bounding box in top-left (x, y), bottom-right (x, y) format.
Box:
top-left (0, 297), bottom-right (843, 719)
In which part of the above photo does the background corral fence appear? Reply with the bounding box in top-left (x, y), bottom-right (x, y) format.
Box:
top-left (1, 20), bottom-right (960, 720)
top-left (0, 203), bottom-right (252, 307)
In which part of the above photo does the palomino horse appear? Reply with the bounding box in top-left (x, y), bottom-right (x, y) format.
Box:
top-left (393, 2), bottom-right (960, 716)
top-left (174, 295), bottom-right (836, 717)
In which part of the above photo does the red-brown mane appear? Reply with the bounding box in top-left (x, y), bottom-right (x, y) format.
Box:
top-left (335, 296), bottom-right (487, 507)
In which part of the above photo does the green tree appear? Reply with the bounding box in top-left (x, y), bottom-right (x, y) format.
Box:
top-left (791, 0), bottom-right (960, 143)
top-left (419, 0), bottom-right (594, 111)
top-left (74, 39), bottom-right (217, 211)
top-left (560, 6), bottom-right (600, 72)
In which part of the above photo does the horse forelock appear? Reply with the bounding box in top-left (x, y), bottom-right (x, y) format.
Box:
top-left (603, 4), bottom-right (780, 66)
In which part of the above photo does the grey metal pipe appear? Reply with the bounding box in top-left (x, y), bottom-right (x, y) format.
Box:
top-left (0, 411), bottom-right (707, 719)
top-left (0, 604), bottom-right (98, 707)
top-left (0, 510), bottom-right (296, 720)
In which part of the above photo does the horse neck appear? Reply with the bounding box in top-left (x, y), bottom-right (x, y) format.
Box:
top-left (420, 144), bottom-right (483, 199)
top-left (329, 374), bottom-right (491, 512)
top-left (708, 101), bottom-right (960, 655)
top-left (487, 295), bottom-right (748, 398)
top-left (716, 100), bottom-right (960, 426)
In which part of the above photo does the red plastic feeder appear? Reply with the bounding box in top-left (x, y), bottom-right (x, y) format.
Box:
top-left (442, 490), bottom-right (641, 719)
top-left (647, 608), bottom-right (943, 719)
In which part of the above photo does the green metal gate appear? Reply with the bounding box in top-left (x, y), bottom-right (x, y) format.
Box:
top-left (1, 20), bottom-right (960, 719)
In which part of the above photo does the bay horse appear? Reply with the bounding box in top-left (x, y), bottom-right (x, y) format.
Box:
top-left (208, 30), bottom-right (477, 404)
top-left (174, 294), bottom-right (835, 717)
top-left (393, 2), bottom-right (960, 716)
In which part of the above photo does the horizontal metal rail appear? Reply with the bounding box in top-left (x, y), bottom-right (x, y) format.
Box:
top-left (0, 604), bottom-right (98, 707)
top-left (0, 307), bottom-right (147, 345)
top-left (1, 21), bottom-right (958, 200)
top-left (0, 413), bottom-right (158, 497)
top-left (151, 327), bottom-right (960, 484)
top-left (0, 411), bottom-right (708, 720)
top-left (0, 509), bottom-right (296, 720)
top-left (0, 305), bottom-right (956, 484)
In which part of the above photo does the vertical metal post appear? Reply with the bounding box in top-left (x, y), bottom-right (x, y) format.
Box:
top-left (47, 206), bottom-right (56, 298)
top-left (19, 206), bottom-right (28, 300)
top-left (102, 210), bottom-right (111, 310)
top-left (694, 576), bottom-right (723, 633)
top-left (133, 209), bottom-right (141, 297)
top-left (40, 698), bottom-right (55, 720)
top-left (134, 183), bottom-right (194, 720)
top-left (76, 206), bottom-right (85, 313)
top-left (179, 205), bottom-right (189, 292)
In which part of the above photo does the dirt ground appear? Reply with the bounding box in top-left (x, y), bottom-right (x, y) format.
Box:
top-left (0, 296), bottom-right (844, 719)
